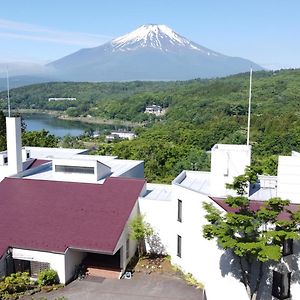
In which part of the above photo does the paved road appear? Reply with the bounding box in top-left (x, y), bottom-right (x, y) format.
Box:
top-left (26, 273), bottom-right (205, 300)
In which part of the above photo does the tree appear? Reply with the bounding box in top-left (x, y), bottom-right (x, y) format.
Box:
top-left (203, 185), bottom-right (300, 299)
top-left (129, 214), bottom-right (153, 257)
top-left (226, 166), bottom-right (261, 196)
top-left (22, 130), bottom-right (59, 147)
top-left (0, 110), bottom-right (6, 151)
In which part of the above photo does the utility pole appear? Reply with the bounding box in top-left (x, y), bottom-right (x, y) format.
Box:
top-left (246, 68), bottom-right (252, 146)
top-left (6, 68), bottom-right (11, 117)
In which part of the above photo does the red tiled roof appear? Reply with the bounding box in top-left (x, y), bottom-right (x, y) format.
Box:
top-left (0, 177), bottom-right (145, 258)
top-left (210, 196), bottom-right (300, 221)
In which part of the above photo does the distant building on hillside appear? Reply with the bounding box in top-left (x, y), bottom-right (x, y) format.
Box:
top-left (48, 98), bottom-right (76, 102)
top-left (106, 130), bottom-right (137, 142)
top-left (144, 104), bottom-right (163, 116)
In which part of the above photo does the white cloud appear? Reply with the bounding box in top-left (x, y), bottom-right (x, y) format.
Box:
top-left (0, 18), bottom-right (112, 47)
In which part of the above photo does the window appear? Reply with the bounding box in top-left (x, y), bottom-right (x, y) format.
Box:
top-left (30, 261), bottom-right (50, 278)
top-left (4, 157), bottom-right (8, 164)
top-left (272, 270), bottom-right (291, 299)
top-left (14, 259), bottom-right (30, 273)
top-left (55, 165), bottom-right (94, 174)
top-left (13, 260), bottom-right (49, 278)
top-left (283, 239), bottom-right (293, 256)
top-left (177, 235), bottom-right (182, 258)
top-left (26, 152), bottom-right (30, 159)
top-left (177, 200), bottom-right (182, 222)
top-left (126, 238), bottom-right (130, 259)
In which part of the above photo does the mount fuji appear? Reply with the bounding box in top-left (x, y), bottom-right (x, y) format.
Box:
top-left (47, 24), bottom-right (263, 81)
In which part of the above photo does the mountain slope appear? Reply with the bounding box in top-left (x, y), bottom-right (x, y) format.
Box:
top-left (49, 24), bottom-right (263, 81)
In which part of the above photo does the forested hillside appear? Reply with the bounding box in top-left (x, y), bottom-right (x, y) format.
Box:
top-left (1, 69), bottom-right (300, 182)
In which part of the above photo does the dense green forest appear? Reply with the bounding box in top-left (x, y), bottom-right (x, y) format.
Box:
top-left (1, 69), bottom-right (300, 182)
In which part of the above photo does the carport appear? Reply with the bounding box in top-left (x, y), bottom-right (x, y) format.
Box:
top-left (83, 249), bottom-right (122, 279)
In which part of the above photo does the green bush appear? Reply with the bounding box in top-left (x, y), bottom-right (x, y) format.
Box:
top-left (38, 269), bottom-right (59, 286)
top-left (0, 272), bottom-right (33, 298)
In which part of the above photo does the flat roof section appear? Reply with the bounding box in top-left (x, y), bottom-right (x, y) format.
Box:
top-left (142, 183), bottom-right (172, 201)
top-left (22, 158), bottom-right (143, 184)
top-left (24, 147), bottom-right (89, 159)
top-left (173, 171), bottom-right (211, 195)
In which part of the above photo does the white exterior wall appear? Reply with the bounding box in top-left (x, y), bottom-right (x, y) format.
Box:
top-left (277, 155), bottom-right (300, 203)
top-left (12, 248), bottom-right (66, 283)
top-left (6, 117), bottom-right (22, 176)
top-left (52, 158), bottom-right (111, 182)
top-left (210, 144), bottom-right (251, 197)
top-left (170, 184), bottom-right (249, 300)
top-left (139, 197), bottom-right (172, 254)
top-left (115, 200), bottom-right (140, 271)
top-left (0, 165), bottom-right (11, 182)
top-left (111, 132), bottom-right (136, 140)
top-left (64, 249), bottom-right (86, 284)
top-left (117, 162), bottom-right (144, 179)
top-left (22, 149), bottom-right (30, 161)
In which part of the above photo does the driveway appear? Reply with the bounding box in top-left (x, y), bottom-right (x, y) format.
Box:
top-left (25, 273), bottom-right (205, 300)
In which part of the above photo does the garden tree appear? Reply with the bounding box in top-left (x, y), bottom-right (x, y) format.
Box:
top-left (225, 166), bottom-right (261, 195)
top-left (22, 130), bottom-right (59, 147)
top-left (129, 214), bottom-right (153, 257)
top-left (60, 135), bottom-right (85, 149)
top-left (203, 174), bottom-right (300, 299)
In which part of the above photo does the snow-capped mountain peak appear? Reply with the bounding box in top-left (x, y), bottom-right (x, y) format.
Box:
top-left (48, 24), bottom-right (263, 81)
top-left (111, 24), bottom-right (211, 53)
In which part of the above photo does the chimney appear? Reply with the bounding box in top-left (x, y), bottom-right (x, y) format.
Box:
top-left (210, 144), bottom-right (251, 197)
top-left (6, 117), bottom-right (22, 175)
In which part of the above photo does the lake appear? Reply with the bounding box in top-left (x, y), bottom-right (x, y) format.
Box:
top-left (22, 113), bottom-right (129, 137)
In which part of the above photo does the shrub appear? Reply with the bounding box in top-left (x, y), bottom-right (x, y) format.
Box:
top-left (38, 269), bottom-right (59, 286)
top-left (0, 272), bottom-right (33, 298)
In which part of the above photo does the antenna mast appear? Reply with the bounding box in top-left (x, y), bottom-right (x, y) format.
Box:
top-left (246, 68), bottom-right (252, 146)
top-left (6, 68), bottom-right (11, 117)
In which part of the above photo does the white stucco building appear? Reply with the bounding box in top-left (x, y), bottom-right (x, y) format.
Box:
top-left (0, 117), bottom-right (145, 284)
top-left (139, 144), bottom-right (300, 300)
top-left (144, 104), bottom-right (163, 116)
top-left (106, 130), bottom-right (137, 142)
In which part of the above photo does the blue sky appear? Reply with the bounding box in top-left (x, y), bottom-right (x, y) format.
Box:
top-left (0, 0), bottom-right (299, 69)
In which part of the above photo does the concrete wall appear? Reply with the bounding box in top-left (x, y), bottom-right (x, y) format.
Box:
top-left (115, 200), bottom-right (139, 271)
top-left (0, 255), bottom-right (6, 277)
top-left (118, 161), bottom-right (144, 179)
top-left (210, 144), bottom-right (251, 197)
top-left (12, 248), bottom-right (66, 283)
top-left (277, 155), bottom-right (300, 203)
top-left (52, 158), bottom-right (111, 182)
top-left (64, 249), bottom-right (86, 284)
top-left (139, 197), bottom-right (172, 254)
top-left (6, 117), bottom-right (22, 176)
top-left (169, 183), bottom-right (249, 300)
